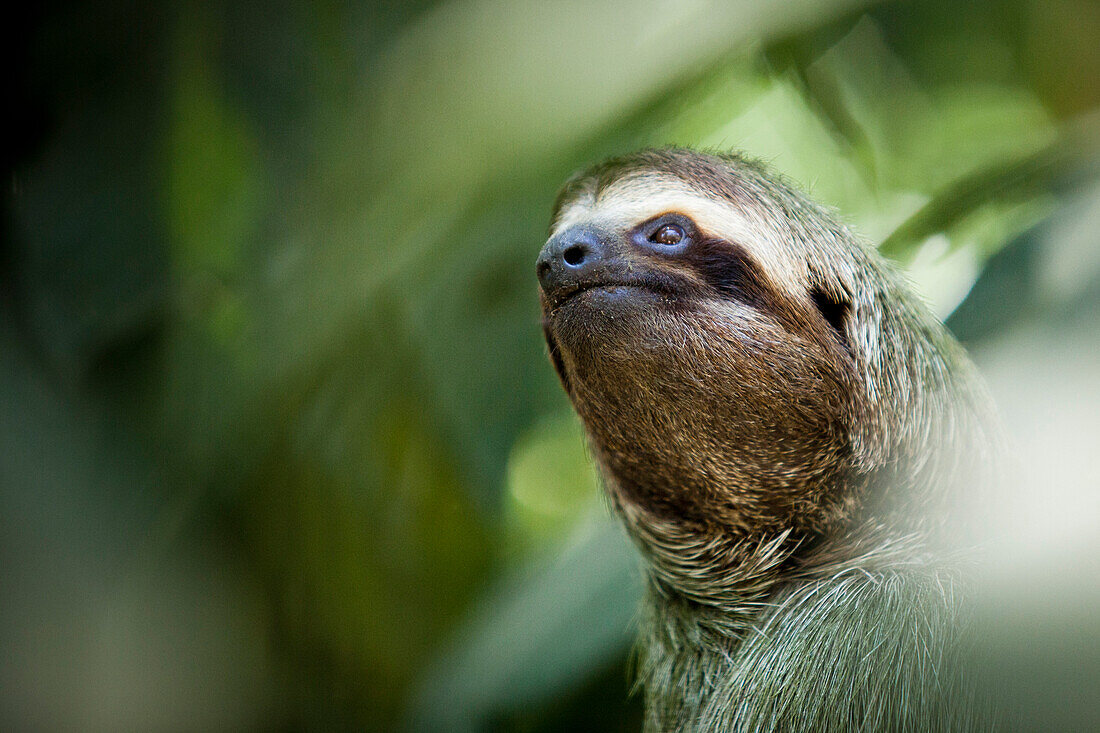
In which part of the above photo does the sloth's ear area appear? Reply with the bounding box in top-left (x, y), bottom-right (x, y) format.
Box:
top-left (809, 286), bottom-right (852, 351)
top-left (807, 272), bottom-right (888, 472)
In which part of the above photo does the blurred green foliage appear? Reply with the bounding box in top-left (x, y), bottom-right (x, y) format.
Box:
top-left (3, 0), bottom-right (1100, 730)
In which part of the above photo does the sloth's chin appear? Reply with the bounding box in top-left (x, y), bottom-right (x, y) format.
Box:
top-left (547, 285), bottom-right (679, 364)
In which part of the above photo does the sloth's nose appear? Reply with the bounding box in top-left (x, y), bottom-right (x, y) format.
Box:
top-left (536, 226), bottom-right (610, 296)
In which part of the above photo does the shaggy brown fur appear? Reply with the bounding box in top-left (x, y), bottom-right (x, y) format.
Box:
top-left (537, 148), bottom-right (998, 731)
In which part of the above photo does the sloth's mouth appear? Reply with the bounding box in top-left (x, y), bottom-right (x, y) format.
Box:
top-left (550, 282), bottom-right (644, 311)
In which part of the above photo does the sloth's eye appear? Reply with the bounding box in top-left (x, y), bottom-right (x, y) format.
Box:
top-left (650, 224), bottom-right (684, 246)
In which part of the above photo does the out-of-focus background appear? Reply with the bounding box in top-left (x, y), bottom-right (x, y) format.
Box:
top-left (4, 1), bottom-right (1099, 730)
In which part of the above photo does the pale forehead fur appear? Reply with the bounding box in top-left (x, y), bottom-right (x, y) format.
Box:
top-left (552, 171), bottom-right (809, 294)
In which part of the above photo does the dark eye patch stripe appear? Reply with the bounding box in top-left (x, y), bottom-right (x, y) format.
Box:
top-left (679, 237), bottom-right (854, 358)
top-left (682, 237), bottom-right (779, 314)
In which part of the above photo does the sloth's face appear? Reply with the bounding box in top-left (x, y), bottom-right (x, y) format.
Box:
top-left (537, 171), bottom-right (860, 532)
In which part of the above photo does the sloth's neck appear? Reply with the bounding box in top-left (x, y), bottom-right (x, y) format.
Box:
top-left (634, 587), bottom-right (749, 733)
top-left (631, 528), bottom-right (961, 732)
top-left (604, 446), bottom-right (985, 729)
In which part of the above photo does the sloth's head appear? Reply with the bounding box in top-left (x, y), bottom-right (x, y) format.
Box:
top-left (537, 148), bottom-right (984, 539)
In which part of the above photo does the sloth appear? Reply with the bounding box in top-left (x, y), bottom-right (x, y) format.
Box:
top-left (535, 148), bottom-right (1000, 731)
